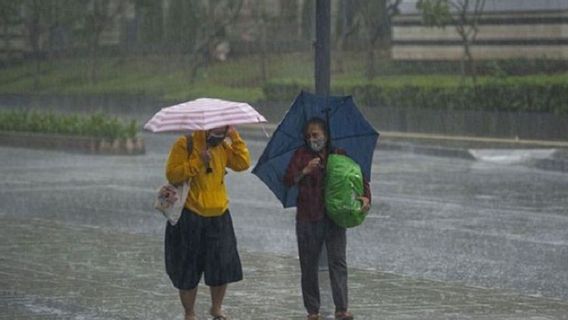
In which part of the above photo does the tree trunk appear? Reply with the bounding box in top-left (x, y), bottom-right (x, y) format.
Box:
top-left (31, 28), bottom-right (41, 91)
top-left (366, 42), bottom-right (376, 80)
top-left (301, 0), bottom-right (314, 40)
top-left (375, 0), bottom-right (390, 67)
top-left (334, 0), bottom-right (353, 74)
top-left (335, 36), bottom-right (345, 73)
top-left (459, 47), bottom-right (466, 79)
top-left (188, 56), bottom-right (202, 81)
top-left (183, 0), bottom-right (243, 81)
top-left (3, 22), bottom-right (11, 63)
top-left (260, 16), bottom-right (268, 83)
top-left (90, 32), bottom-right (100, 84)
top-left (377, 35), bottom-right (392, 62)
top-left (34, 50), bottom-right (40, 90)
top-left (28, 1), bottom-right (41, 91)
top-left (187, 41), bottom-right (208, 82)
top-left (464, 39), bottom-right (477, 85)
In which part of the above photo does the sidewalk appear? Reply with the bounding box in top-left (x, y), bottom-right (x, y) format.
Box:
top-left (2, 216), bottom-right (568, 320)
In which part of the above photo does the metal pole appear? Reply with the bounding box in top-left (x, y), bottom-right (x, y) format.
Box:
top-left (315, 0), bottom-right (330, 96)
top-left (315, 0), bottom-right (331, 271)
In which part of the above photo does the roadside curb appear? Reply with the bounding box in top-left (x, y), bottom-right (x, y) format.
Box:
top-left (237, 126), bottom-right (474, 160)
top-left (377, 141), bottom-right (476, 160)
top-left (3, 126), bottom-right (566, 172)
top-left (237, 124), bottom-right (568, 173)
top-left (238, 126), bottom-right (477, 160)
top-left (0, 131), bottom-right (145, 155)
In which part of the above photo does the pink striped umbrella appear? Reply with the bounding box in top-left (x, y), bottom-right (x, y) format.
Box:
top-left (144, 98), bottom-right (267, 132)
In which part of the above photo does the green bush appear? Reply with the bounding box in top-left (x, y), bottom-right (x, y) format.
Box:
top-left (0, 110), bottom-right (139, 140)
top-left (263, 75), bottom-right (568, 114)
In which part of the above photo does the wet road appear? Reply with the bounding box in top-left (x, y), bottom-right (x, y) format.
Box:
top-left (1, 131), bottom-right (567, 301)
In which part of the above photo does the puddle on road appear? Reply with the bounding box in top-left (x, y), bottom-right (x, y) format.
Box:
top-left (469, 149), bottom-right (556, 165)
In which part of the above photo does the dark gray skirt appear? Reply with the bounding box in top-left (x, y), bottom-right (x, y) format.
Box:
top-left (165, 208), bottom-right (242, 290)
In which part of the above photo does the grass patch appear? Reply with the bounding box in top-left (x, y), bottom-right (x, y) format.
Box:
top-left (1, 52), bottom-right (567, 108)
top-left (0, 110), bottom-right (139, 140)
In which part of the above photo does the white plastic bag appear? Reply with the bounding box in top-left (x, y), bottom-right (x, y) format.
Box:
top-left (153, 182), bottom-right (189, 225)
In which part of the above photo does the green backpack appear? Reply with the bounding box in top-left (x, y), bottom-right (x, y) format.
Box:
top-left (324, 154), bottom-right (366, 228)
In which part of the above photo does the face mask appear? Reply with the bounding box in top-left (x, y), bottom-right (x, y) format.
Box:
top-left (308, 138), bottom-right (326, 152)
top-left (207, 133), bottom-right (225, 147)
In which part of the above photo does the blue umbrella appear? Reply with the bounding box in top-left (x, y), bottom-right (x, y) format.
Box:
top-left (252, 91), bottom-right (380, 208)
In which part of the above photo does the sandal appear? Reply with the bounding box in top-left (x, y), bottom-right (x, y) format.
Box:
top-left (210, 311), bottom-right (228, 320)
top-left (335, 311), bottom-right (353, 320)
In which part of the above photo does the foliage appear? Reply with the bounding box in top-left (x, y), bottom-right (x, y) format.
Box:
top-left (76, 0), bottom-right (128, 83)
top-left (165, 0), bottom-right (199, 50)
top-left (135, 0), bottom-right (164, 44)
top-left (264, 75), bottom-right (568, 114)
top-left (301, 0), bottom-right (315, 40)
top-left (169, 0), bottom-right (244, 79)
top-left (0, 110), bottom-right (138, 140)
top-left (416, 0), bottom-right (452, 27)
top-left (1, 52), bottom-right (567, 115)
top-left (0, 1), bottom-right (21, 45)
top-left (416, 0), bottom-right (487, 78)
top-left (334, 0), bottom-right (403, 79)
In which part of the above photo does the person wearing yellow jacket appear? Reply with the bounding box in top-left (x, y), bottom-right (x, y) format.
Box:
top-left (164, 126), bottom-right (250, 320)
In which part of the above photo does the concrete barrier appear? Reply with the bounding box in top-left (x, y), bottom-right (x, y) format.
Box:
top-left (1, 94), bottom-right (566, 141)
top-left (0, 131), bottom-right (145, 155)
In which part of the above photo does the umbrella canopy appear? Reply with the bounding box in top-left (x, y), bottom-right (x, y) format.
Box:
top-left (144, 98), bottom-right (267, 132)
top-left (252, 91), bottom-right (379, 208)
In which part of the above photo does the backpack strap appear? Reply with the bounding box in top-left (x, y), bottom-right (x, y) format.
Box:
top-left (185, 135), bottom-right (194, 157)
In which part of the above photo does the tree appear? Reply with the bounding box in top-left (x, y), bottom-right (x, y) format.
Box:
top-left (359, 0), bottom-right (402, 80)
top-left (334, 0), bottom-right (402, 79)
top-left (0, 0), bottom-right (21, 64)
top-left (47, 1), bottom-right (85, 58)
top-left (165, 0), bottom-right (199, 53)
top-left (417, 0), bottom-right (486, 81)
top-left (248, 0), bottom-right (271, 82)
top-left (301, 0), bottom-right (315, 41)
top-left (19, 1), bottom-right (84, 89)
top-left (135, 0), bottom-right (163, 45)
top-left (21, 0), bottom-right (47, 90)
top-left (279, 0), bottom-right (299, 36)
top-left (180, 0), bottom-right (243, 80)
top-left (77, 0), bottom-right (127, 84)
top-left (334, 0), bottom-right (358, 73)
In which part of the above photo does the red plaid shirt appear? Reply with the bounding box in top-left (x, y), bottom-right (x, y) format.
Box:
top-left (284, 146), bottom-right (371, 222)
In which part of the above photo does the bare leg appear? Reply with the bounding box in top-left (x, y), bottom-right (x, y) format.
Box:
top-left (209, 284), bottom-right (227, 317)
top-left (179, 288), bottom-right (198, 320)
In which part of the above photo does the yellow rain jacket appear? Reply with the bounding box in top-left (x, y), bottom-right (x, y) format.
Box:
top-left (165, 130), bottom-right (251, 217)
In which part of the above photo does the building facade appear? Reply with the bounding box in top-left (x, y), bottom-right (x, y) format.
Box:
top-left (2, 0), bottom-right (567, 62)
top-left (392, 0), bottom-right (568, 60)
